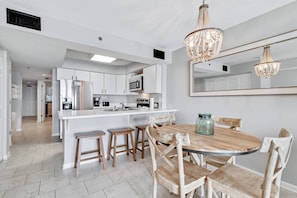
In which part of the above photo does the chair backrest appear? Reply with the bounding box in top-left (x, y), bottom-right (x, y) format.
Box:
top-left (145, 126), bottom-right (186, 187)
top-left (149, 114), bottom-right (175, 128)
top-left (213, 117), bottom-right (242, 130)
top-left (260, 128), bottom-right (293, 198)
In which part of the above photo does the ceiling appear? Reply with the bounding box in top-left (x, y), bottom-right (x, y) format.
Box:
top-left (0, 0), bottom-right (295, 83)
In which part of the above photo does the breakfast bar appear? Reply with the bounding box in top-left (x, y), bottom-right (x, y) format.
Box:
top-left (58, 108), bottom-right (177, 169)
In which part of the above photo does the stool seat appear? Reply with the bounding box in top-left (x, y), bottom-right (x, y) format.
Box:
top-left (107, 127), bottom-right (136, 167)
top-left (74, 130), bottom-right (106, 177)
top-left (135, 125), bottom-right (149, 159)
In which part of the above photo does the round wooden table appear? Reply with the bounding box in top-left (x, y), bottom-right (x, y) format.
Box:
top-left (154, 124), bottom-right (262, 156)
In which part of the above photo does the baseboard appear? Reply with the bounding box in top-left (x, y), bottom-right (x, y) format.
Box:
top-left (3, 151), bottom-right (11, 160)
top-left (63, 158), bottom-right (99, 169)
top-left (237, 164), bottom-right (297, 193)
top-left (52, 133), bottom-right (59, 137)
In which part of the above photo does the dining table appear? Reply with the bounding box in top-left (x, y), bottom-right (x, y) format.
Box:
top-left (153, 124), bottom-right (262, 165)
top-left (152, 124), bottom-right (262, 197)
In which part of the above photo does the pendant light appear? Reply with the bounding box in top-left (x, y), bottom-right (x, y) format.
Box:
top-left (184, 0), bottom-right (223, 63)
top-left (254, 45), bottom-right (280, 78)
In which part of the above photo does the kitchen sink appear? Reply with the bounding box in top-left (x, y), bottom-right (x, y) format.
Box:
top-left (100, 107), bottom-right (140, 112)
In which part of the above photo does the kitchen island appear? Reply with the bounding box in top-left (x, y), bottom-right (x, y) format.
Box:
top-left (58, 108), bottom-right (177, 169)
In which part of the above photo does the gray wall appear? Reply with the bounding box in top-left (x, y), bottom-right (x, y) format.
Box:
top-left (167, 47), bottom-right (297, 187)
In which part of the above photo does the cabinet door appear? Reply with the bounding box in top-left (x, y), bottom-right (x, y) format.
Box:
top-left (57, 68), bottom-right (75, 80)
top-left (74, 70), bottom-right (90, 81)
top-left (116, 75), bottom-right (126, 94)
top-left (91, 72), bottom-right (104, 94)
top-left (104, 74), bottom-right (116, 94)
top-left (143, 64), bottom-right (162, 93)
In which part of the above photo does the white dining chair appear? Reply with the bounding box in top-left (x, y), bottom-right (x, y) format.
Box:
top-left (149, 113), bottom-right (175, 128)
top-left (207, 128), bottom-right (293, 198)
top-left (146, 126), bottom-right (211, 198)
top-left (205, 117), bottom-right (242, 168)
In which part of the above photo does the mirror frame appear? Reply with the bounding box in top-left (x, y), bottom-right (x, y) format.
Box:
top-left (190, 30), bottom-right (297, 96)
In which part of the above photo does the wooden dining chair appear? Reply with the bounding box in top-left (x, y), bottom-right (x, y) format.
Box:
top-left (205, 117), bottom-right (242, 168)
top-left (207, 128), bottom-right (294, 198)
top-left (149, 113), bottom-right (175, 128)
top-left (146, 126), bottom-right (211, 198)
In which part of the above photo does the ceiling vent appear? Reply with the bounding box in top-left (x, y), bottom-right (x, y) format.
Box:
top-left (7, 8), bottom-right (41, 31)
top-left (153, 49), bottom-right (165, 60)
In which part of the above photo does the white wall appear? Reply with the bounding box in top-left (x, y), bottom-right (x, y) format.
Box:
top-left (11, 72), bottom-right (22, 131)
top-left (22, 84), bottom-right (37, 116)
top-left (167, 47), bottom-right (297, 188)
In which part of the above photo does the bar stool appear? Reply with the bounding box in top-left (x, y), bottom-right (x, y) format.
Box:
top-left (135, 125), bottom-right (149, 159)
top-left (107, 127), bottom-right (136, 167)
top-left (74, 131), bottom-right (107, 177)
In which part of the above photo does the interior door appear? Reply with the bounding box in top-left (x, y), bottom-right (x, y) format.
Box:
top-left (37, 80), bottom-right (46, 122)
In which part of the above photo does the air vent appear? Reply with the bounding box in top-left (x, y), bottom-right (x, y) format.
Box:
top-left (7, 8), bottom-right (41, 31)
top-left (153, 49), bottom-right (165, 60)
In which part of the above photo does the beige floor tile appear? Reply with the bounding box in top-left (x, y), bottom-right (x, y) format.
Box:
top-left (25, 169), bottom-right (55, 185)
top-left (39, 175), bottom-right (70, 194)
top-left (84, 174), bottom-right (114, 194)
top-left (107, 166), bottom-right (135, 184)
top-left (56, 182), bottom-right (88, 198)
top-left (0, 168), bottom-right (16, 180)
top-left (83, 190), bottom-right (106, 198)
top-left (2, 182), bottom-right (40, 198)
top-left (0, 175), bottom-right (26, 191)
top-left (103, 181), bottom-right (141, 198)
top-left (32, 191), bottom-right (55, 198)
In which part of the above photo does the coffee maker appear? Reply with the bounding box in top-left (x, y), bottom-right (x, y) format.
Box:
top-left (93, 97), bottom-right (100, 107)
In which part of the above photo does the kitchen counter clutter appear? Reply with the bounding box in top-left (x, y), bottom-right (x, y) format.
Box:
top-left (59, 108), bottom-right (177, 169)
top-left (58, 108), bottom-right (176, 120)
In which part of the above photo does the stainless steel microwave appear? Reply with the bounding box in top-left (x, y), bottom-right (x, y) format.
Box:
top-left (129, 75), bottom-right (143, 92)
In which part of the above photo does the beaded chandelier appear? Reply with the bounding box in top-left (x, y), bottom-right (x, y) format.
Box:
top-left (254, 46), bottom-right (280, 78)
top-left (184, 0), bottom-right (223, 62)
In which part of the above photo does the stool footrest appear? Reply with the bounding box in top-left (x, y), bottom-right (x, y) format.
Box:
top-left (81, 149), bottom-right (100, 155)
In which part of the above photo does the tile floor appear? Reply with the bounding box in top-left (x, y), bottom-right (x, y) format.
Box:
top-left (0, 116), bottom-right (296, 198)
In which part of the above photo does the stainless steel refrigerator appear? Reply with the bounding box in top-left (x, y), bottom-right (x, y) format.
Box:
top-left (60, 79), bottom-right (93, 110)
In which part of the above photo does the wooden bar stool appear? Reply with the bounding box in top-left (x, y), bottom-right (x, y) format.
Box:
top-left (107, 127), bottom-right (136, 167)
top-left (74, 131), bottom-right (107, 177)
top-left (135, 125), bottom-right (149, 159)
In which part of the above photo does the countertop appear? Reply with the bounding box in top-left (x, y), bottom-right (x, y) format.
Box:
top-left (58, 108), bottom-right (178, 120)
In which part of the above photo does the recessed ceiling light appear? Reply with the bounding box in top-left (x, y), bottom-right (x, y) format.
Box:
top-left (90, 54), bottom-right (116, 63)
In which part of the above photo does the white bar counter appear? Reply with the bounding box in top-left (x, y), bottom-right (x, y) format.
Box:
top-left (58, 108), bottom-right (177, 169)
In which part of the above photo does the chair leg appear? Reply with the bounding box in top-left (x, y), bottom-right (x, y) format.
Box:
top-left (99, 137), bottom-right (107, 170)
top-left (107, 133), bottom-right (113, 160)
top-left (97, 138), bottom-right (101, 163)
top-left (207, 180), bottom-right (212, 198)
top-left (126, 134), bottom-right (129, 156)
top-left (153, 174), bottom-right (158, 198)
top-left (112, 134), bottom-right (117, 167)
top-left (74, 138), bottom-right (79, 168)
top-left (129, 132), bottom-right (136, 161)
top-left (76, 138), bottom-right (82, 177)
top-left (141, 129), bottom-right (145, 159)
top-left (135, 129), bottom-right (140, 153)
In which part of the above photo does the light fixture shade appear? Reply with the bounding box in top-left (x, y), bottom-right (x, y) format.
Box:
top-left (184, 3), bottom-right (223, 62)
top-left (254, 46), bottom-right (280, 78)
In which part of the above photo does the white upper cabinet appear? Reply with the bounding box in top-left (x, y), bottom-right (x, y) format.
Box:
top-left (57, 68), bottom-right (90, 81)
top-left (90, 72), bottom-right (104, 94)
top-left (116, 74), bottom-right (126, 95)
top-left (104, 73), bottom-right (116, 94)
top-left (143, 64), bottom-right (162, 93)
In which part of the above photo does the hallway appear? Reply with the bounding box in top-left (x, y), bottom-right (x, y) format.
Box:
top-left (0, 117), bottom-right (296, 197)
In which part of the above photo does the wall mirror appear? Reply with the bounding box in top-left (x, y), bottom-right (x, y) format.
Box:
top-left (190, 32), bottom-right (297, 96)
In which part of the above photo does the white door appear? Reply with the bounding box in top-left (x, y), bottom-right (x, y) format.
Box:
top-left (37, 80), bottom-right (46, 122)
top-left (0, 54), bottom-right (3, 161)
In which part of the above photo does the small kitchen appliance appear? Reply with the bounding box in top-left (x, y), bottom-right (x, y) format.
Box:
top-left (136, 98), bottom-right (149, 108)
top-left (129, 75), bottom-right (143, 92)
